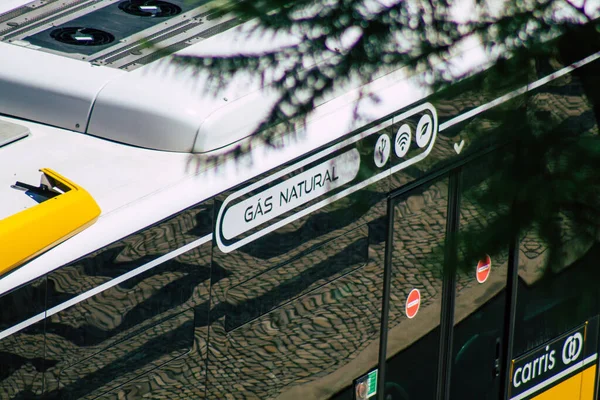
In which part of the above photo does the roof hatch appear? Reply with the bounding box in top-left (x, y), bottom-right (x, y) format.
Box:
top-left (0, 119), bottom-right (29, 147)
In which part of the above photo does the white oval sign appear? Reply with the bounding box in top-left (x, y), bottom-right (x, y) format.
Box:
top-left (221, 148), bottom-right (361, 240)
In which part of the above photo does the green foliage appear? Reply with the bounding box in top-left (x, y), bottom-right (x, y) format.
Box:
top-left (175, 0), bottom-right (592, 145)
top-left (174, 0), bottom-right (600, 276)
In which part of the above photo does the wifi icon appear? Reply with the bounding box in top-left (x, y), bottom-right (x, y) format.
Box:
top-left (394, 124), bottom-right (412, 158)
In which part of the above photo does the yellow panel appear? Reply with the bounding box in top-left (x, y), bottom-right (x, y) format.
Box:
top-left (532, 372), bottom-right (582, 400)
top-left (580, 365), bottom-right (597, 400)
top-left (0, 168), bottom-right (101, 276)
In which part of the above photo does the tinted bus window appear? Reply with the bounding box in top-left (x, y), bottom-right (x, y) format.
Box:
top-left (383, 177), bottom-right (448, 400)
top-left (450, 157), bottom-right (510, 400)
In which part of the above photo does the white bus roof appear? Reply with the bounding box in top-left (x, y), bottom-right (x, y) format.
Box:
top-left (0, 0), bottom-right (492, 294)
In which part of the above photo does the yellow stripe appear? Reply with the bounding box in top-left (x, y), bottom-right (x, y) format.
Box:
top-left (531, 365), bottom-right (596, 400)
top-left (580, 365), bottom-right (596, 399)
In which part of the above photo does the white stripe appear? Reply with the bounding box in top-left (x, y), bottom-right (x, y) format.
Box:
top-left (510, 353), bottom-right (598, 400)
top-left (0, 234), bottom-right (211, 341)
top-left (439, 50), bottom-right (600, 131)
top-left (584, 353), bottom-right (598, 365)
top-left (477, 264), bottom-right (490, 273)
top-left (0, 313), bottom-right (46, 342)
top-left (407, 299), bottom-right (420, 308)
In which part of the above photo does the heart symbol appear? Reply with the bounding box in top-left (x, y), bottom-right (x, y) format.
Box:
top-left (454, 139), bottom-right (465, 154)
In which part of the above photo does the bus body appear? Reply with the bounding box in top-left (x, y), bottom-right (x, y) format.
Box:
top-left (0, 1), bottom-right (599, 399)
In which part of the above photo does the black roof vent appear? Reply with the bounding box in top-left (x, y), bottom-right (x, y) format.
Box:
top-left (50, 27), bottom-right (115, 46)
top-left (118, 1), bottom-right (182, 17)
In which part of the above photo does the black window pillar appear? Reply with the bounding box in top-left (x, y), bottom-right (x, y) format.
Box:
top-left (437, 169), bottom-right (461, 400)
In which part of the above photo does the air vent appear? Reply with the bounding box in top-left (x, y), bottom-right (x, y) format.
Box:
top-left (118, 1), bottom-right (182, 17)
top-left (7, 0), bottom-right (242, 67)
top-left (50, 27), bottom-right (115, 46)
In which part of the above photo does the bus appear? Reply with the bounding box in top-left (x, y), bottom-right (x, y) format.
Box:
top-left (0, 0), bottom-right (599, 399)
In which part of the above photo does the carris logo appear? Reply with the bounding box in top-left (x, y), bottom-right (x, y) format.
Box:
top-left (562, 332), bottom-right (583, 365)
top-left (510, 325), bottom-right (588, 397)
top-left (513, 346), bottom-right (556, 388)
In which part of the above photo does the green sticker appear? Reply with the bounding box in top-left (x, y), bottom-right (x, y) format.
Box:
top-left (367, 370), bottom-right (377, 397)
top-left (355, 368), bottom-right (378, 399)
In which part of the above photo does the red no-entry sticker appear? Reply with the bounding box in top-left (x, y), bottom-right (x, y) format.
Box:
top-left (405, 288), bottom-right (421, 319)
top-left (476, 255), bottom-right (491, 284)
